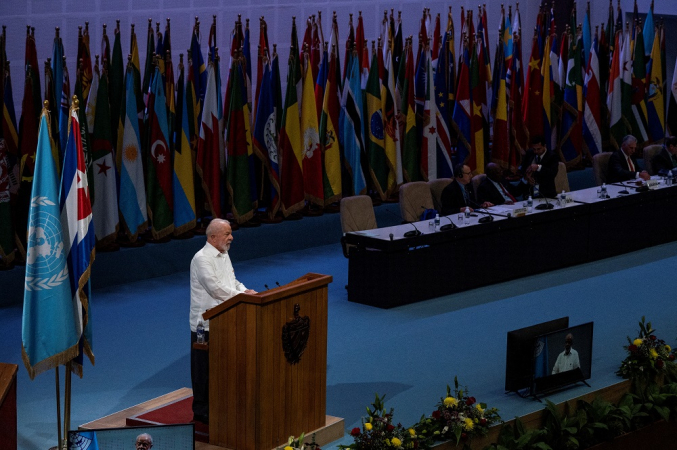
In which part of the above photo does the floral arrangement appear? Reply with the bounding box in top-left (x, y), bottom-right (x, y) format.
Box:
top-left (339, 394), bottom-right (416, 450)
top-left (412, 377), bottom-right (500, 449)
top-left (616, 316), bottom-right (676, 383)
top-left (282, 433), bottom-right (320, 450)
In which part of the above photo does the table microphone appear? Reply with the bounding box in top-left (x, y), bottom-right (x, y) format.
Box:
top-left (535, 195), bottom-right (554, 210)
top-left (466, 200), bottom-right (494, 223)
top-left (385, 208), bottom-right (422, 237)
top-left (534, 197), bottom-right (555, 211)
top-left (403, 223), bottom-right (422, 237)
top-left (611, 182), bottom-right (631, 195)
top-left (440, 216), bottom-right (456, 231)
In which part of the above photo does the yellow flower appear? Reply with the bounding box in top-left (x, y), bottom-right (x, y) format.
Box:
top-left (650, 348), bottom-right (659, 359)
top-left (284, 446), bottom-right (293, 450)
top-left (633, 338), bottom-right (643, 347)
top-left (475, 404), bottom-right (484, 414)
top-left (391, 437), bottom-right (402, 447)
top-left (443, 397), bottom-right (458, 407)
top-left (364, 422), bottom-right (373, 431)
top-left (464, 418), bottom-right (474, 430)
top-left (666, 345), bottom-right (672, 353)
top-left (408, 428), bottom-right (416, 436)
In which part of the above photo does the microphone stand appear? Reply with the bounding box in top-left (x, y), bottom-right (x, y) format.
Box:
top-left (534, 195), bottom-right (554, 210)
top-left (384, 208), bottom-right (422, 237)
top-left (440, 215), bottom-right (457, 231)
top-left (467, 199), bottom-right (510, 222)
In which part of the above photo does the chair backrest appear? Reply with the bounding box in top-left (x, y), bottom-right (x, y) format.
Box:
top-left (340, 195), bottom-right (377, 234)
top-left (427, 178), bottom-right (453, 211)
top-left (471, 174), bottom-right (487, 201)
top-left (398, 181), bottom-right (434, 222)
top-left (643, 144), bottom-right (663, 175)
top-left (554, 162), bottom-right (570, 193)
top-left (592, 152), bottom-right (613, 186)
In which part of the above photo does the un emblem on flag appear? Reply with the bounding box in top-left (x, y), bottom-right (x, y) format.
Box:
top-left (264, 113), bottom-right (278, 164)
top-left (25, 197), bottom-right (68, 291)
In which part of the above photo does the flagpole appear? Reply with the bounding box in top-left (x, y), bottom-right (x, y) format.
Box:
top-left (63, 362), bottom-right (72, 450)
top-left (55, 366), bottom-right (62, 449)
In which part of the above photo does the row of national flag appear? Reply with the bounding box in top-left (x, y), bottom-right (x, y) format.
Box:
top-left (2, 3), bottom-right (677, 266)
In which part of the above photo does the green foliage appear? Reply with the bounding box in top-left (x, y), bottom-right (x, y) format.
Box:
top-left (483, 380), bottom-right (677, 450)
top-left (483, 417), bottom-right (551, 450)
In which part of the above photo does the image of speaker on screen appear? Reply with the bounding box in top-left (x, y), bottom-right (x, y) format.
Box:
top-left (552, 333), bottom-right (581, 374)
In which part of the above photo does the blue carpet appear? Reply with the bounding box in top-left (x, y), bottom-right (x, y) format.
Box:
top-left (3, 235), bottom-right (677, 449)
top-left (6, 167), bottom-right (676, 449)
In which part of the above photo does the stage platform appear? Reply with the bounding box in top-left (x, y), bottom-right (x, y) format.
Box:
top-left (79, 388), bottom-right (345, 450)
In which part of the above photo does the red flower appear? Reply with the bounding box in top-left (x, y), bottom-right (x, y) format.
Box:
top-left (657, 359), bottom-right (664, 369)
top-left (387, 424), bottom-right (395, 432)
top-left (465, 397), bottom-right (476, 406)
top-left (351, 427), bottom-right (361, 436)
top-left (432, 410), bottom-right (441, 419)
top-left (650, 335), bottom-right (657, 341)
top-left (628, 345), bottom-right (638, 353)
top-left (480, 418), bottom-right (487, 426)
top-left (461, 433), bottom-right (468, 440)
top-left (670, 354), bottom-right (675, 361)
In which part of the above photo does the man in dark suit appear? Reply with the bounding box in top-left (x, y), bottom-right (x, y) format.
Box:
top-left (607, 135), bottom-right (650, 183)
top-left (440, 163), bottom-right (493, 215)
top-left (518, 135), bottom-right (559, 198)
top-left (477, 162), bottom-right (521, 206)
top-left (651, 136), bottom-right (677, 174)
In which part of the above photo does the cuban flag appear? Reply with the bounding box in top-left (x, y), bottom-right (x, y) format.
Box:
top-left (60, 103), bottom-right (96, 376)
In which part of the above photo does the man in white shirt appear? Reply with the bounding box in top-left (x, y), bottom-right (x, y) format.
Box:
top-left (552, 333), bottom-right (580, 375)
top-left (190, 218), bottom-right (256, 423)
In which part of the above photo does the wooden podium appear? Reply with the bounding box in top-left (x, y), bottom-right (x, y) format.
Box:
top-left (202, 273), bottom-right (332, 450)
top-left (0, 363), bottom-right (18, 450)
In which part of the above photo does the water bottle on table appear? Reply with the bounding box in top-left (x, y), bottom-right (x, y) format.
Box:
top-left (464, 209), bottom-right (470, 225)
top-left (434, 213), bottom-right (440, 231)
top-left (527, 196), bottom-right (533, 213)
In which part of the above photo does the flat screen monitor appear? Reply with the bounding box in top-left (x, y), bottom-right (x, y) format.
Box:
top-left (505, 317), bottom-right (570, 392)
top-left (532, 321), bottom-right (594, 395)
top-left (68, 424), bottom-right (195, 450)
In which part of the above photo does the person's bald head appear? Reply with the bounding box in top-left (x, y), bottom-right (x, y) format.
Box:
top-left (485, 163), bottom-right (503, 182)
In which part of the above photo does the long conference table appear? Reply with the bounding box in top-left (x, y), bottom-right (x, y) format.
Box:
top-left (344, 180), bottom-right (677, 308)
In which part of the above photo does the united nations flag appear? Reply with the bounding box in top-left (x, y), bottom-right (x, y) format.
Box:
top-left (22, 108), bottom-right (79, 380)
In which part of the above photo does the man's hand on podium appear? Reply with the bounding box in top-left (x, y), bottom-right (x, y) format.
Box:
top-left (245, 289), bottom-right (258, 294)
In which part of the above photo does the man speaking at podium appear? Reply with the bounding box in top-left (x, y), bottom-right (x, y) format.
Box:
top-left (190, 218), bottom-right (257, 423)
